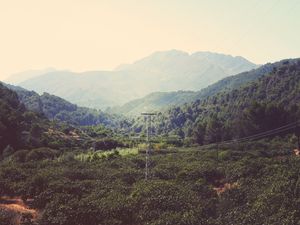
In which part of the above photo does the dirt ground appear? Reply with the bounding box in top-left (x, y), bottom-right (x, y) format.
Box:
top-left (0, 196), bottom-right (39, 225)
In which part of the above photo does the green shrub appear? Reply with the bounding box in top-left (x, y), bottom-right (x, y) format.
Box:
top-left (0, 209), bottom-right (14, 225)
top-left (11, 150), bottom-right (30, 163)
top-left (218, 150), bottom-right (231, 161)
top-left (25, 148), bottom-right (58, 161)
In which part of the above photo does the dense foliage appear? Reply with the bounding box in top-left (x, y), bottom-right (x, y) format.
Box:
top-left (0, 82), bottom-right (40, 151)
top-left (0, 138), bottom-right (299, 225)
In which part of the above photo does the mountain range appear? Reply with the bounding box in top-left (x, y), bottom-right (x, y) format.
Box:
top-left (111, 61), bottom-right (275, 116)
top-left (5, 50), bottom-right (257, 110)
top-left (1, 57), bottom-right (299, 145)
top-left (1, 58), bottom-right (288, 129)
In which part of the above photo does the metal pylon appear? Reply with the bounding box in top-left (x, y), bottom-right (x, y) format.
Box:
top-left (141, 112), bottom-right (156, 180)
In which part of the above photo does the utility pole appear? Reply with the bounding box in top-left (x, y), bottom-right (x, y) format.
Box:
top-left (216, 143), bottom-right (219, 163)
top-left (296, 122), bottom-right (300, 149)
top-left (141, 112), bottom-right (156, 180)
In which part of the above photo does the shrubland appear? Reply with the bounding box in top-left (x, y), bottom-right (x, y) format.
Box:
top-left (1, 136), bottom-right (300, 225)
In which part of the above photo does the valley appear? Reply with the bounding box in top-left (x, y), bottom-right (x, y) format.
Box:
top-left (1, 0), bottom-right (299, 224)
top-left (1, 57), bottom-right (300, 225)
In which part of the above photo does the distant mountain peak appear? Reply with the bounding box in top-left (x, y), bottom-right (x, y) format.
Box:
top-left (116, 50), bottom-right (256, 71)
top-left (151, 49), bottom-right (189, 56)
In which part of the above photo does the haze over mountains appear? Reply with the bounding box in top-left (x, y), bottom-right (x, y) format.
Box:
top-left (2, 58), bottom-right (279, 126)
top-left (5, 50), bottom-right (257, 110)
top-left (111, 61), bottom-right (276, 116)
top-left (5, 68), bottom-right (57, 84)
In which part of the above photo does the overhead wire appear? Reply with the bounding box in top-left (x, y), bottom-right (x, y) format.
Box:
top-left (229, 121), bottom-right (299, 142)
top-left (199, 120), bottom-right (300, 148)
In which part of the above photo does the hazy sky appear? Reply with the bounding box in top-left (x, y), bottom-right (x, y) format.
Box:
top-left (0, 0), bottom-right (299, 79)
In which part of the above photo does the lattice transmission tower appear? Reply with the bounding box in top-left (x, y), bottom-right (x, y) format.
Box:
top-left (141, 112), bottom-right (156, 180)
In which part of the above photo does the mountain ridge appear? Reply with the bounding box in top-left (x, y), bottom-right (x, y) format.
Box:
top-left (6, 50), bottom-right (257, 109)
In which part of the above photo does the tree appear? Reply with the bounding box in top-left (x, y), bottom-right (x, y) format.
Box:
top-left (204, 116), bottom-right (223, 144)
top-left (192, 122), bottom-right (206, 145)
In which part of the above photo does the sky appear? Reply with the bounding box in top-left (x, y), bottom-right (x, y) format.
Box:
top-left (0, 0), bottom-right (299, 80)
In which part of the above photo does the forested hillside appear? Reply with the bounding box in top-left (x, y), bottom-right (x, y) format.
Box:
top-left (194, 60), bottom-right (276, 99)
top-left (132, 59), bottom-right (300, 144)
top-left (0, 83), bottom-right (121, 154)
top-left (0, 82), bottom-right (59, 152)
top-left (0, 83), bottom-right (28, 151)
top-left (109, 91), bottom-right (197, 116)
top-left (4, 84), bottom-right (126, 127)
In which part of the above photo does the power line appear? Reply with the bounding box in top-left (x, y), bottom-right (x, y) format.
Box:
top-left (231, 125), bottom-right (296, 144)
top-left (229, 121), bottom-right (299, 143)
top-left (199, 120), bottom-right (300, 148)
top-left (227, 0), bottom-right (282, 51)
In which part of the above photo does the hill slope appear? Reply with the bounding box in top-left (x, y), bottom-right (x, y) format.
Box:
top-left (0, 83), bottom-right (80, 151)
top-left (0, 83), bottom-right (123, 153)
top-left (132, 58), bottom-right (300, 143)
top-left (108, 91), bottom-right (197, 116)
top-left (0, 83), bottom-right (28, 150)
top-left (5, 84), bottom-right (123, 127)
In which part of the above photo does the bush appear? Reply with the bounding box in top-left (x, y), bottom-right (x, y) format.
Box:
top-left (131, 180), bottom-right (205, 224)
top-left (94, 138), bottom-right (124, 151)
top-left (58, 152), bottom-right (76, 162)
top-left (25, 148), bottom-right (58, 161)
top-left (11, 150), bottom-right (30, 163)
top-left (0, 209), bottom-right (14, 225)
top-left (218, 150), bottom-right (231, 161)
top-left (153, 142), bottom-right (168, 151)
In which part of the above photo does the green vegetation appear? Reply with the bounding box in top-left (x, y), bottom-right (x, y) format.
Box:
top-left (1, 138), bottom-right (300, 225)
top-left (75, 148), bottom-right (139, 162)
top-left (0, 82), bottom-right (43, 151)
